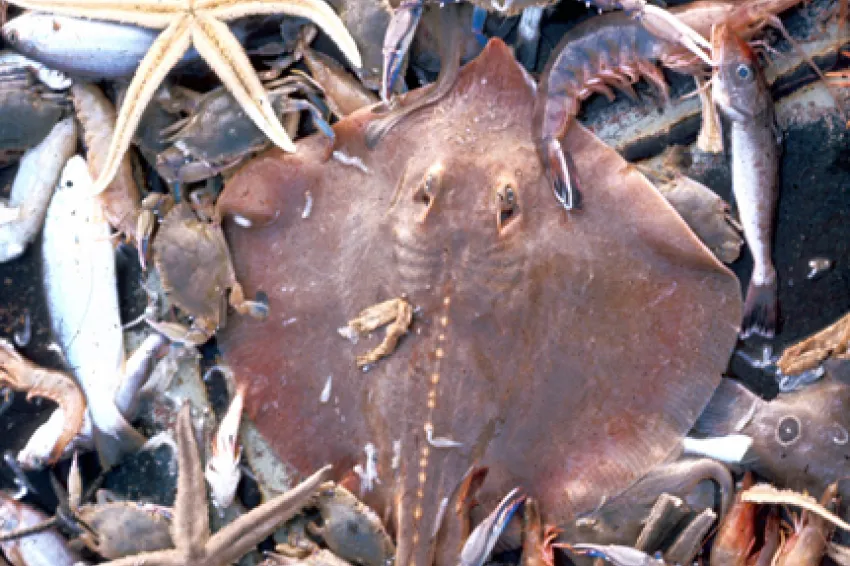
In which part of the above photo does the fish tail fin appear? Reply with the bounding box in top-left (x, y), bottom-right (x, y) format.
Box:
top-left (741, 279), bottom-right (778, 339)
top-left (90, 401), bottom-right (146, 470)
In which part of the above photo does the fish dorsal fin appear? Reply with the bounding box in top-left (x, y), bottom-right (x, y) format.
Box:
top-left (693, 378), bottom-right (762, 436)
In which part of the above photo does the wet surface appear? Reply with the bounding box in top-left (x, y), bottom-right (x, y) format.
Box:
top-left (0, 0), bottom-right (847, 562)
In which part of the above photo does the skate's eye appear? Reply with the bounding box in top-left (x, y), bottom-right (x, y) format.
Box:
top-left (412, 163), bottom-right (444, 223)
top-left (776, 415), bottom-right (801, 446)
top-left (495, 179), bottom-right (520, 234)
top-left (736, 64), bottom-right (752, 80)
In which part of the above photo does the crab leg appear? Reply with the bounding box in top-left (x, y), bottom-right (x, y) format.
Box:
top-left (515, 6), bottom-right (545, 69)
top-left (368, 2), bottom-right (465, 148)
top-left (382, 0), bottom-right (425, 101)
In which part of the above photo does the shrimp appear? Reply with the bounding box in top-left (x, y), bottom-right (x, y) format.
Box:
top-left (534, 0), bottom-right (807, 209)
top-left (0, 339), bottom-right (86, 464)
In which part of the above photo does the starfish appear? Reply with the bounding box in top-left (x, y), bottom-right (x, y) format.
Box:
top-left (101, 403), bottom-right (331, 566)
top-left (7, 0), bottom-right (362, 194)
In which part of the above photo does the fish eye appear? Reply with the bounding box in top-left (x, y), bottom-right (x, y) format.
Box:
top-left (736, 64), bottom-right (752, 80)
top-left (4, 29), bottom-right (17, 45)
top-left (776, 415), bottom-right (801, 446)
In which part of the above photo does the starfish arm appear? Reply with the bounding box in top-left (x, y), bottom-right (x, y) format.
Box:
top-left (191, 14), bottom-right (297, 153)
top-left (6, 0), bottom-right (185, 28)
top-left (205, 465), bottom-right (333, 563)
top-left (174, 403), bottom-right (211, 556)
top-left (90, 15), bottom-right (192, 195)
top-left (198, 0), bottom-right (362, 68)
top-left (98, 549), bottom-right (185, 566)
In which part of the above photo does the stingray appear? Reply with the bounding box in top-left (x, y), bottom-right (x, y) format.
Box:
top-left (216, 39), bottom-right (742, 566)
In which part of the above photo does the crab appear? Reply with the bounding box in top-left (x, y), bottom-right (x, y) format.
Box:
top-left (143, 194), bottom-right (268, 345)
top-left (0, 454), bottom-right (173, 560)
top-left (307, 482), bottom-right (395, 566)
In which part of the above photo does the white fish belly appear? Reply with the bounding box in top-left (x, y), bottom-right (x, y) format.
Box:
top-left (42, 155), bottom-right (124, 396)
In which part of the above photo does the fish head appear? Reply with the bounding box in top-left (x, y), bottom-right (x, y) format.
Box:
top-left (1, 14), bottom-right (39, 59)
top-left (749, 364), bottom-right (850, 495)
top-left (710, 23), bottom-right (769, 121)
top-left (57, 155), bottom-right (94, 193)
top-left (696, 372), bottom-right (850, 495)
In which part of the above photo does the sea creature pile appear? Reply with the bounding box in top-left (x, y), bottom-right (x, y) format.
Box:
top-left (0, 0), bottom-right (848, 564)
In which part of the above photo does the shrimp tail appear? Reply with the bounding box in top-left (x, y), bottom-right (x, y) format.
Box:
top-left (542, 136), bottom-right (582, 210)
top-left (741, 279), bottom-right (778, 339)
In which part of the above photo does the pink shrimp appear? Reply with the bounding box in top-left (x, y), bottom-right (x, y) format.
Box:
top-left (533, 0), bottom-right (807, 210)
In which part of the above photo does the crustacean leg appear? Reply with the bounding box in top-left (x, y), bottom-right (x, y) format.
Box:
top-left (695, 76), bottom-right (723, 153)
top-left (534, 0), bottom-right (711, 210)
top-left (634, 493), bottom-right (690, 553)
top-left (382, 0), bottom-right (426, 102)
top-left (368, 2), bottom-right (465, 148)
top-left (0, 340), bottom-right (86, 465)
top-left (338, 297), bottom-right (413, 367)
top-left (663, 507), bottom-right (715, 564)
top-left (515, 6), bottom-right (546, 69)
top-left (521, 498), bottom-right (562, 566)
top-left (777, 311), bottom-right (850, 376)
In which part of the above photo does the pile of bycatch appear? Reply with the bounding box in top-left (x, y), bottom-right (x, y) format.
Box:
top-left (0, 0), bottom-right (849, 564)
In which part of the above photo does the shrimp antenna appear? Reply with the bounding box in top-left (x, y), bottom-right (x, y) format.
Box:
top-left (0, 517), bottom-right (58, 541)
top-left (759, 15), bottom-right (849, 122)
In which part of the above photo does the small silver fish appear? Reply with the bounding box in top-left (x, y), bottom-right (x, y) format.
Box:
top-left (0, 117), bottom-right (76, 262)
top-left (41, 155), bottom-right (145, 469)
top-left (0, 13), bottom-right (253, 79)
top-left (3, 13), bottom-right (169, 78)
top-left (0, 492), bottom-right (82, 566)
top-left (711, 24), bottom-right (781, 339)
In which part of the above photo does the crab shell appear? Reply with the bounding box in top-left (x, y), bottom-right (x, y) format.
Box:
top-left (76, 502), bottom-right (173, 559)
top-left (153, 202), bottom-right (235, 327)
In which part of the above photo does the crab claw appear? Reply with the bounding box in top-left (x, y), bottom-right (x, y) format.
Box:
top-left (381, 0), bottom-right (425, 101)
top-left (459, 487), bottom-right (526, 566)
top-left (136, 209), bottom-right (155, 271)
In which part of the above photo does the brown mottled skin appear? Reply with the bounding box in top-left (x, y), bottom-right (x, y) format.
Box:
top-left (216, 40), bottom-right (741, 566)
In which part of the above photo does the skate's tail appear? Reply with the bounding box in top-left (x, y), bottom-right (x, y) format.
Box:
top-left (741, 279), bottom-right (778, 339)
